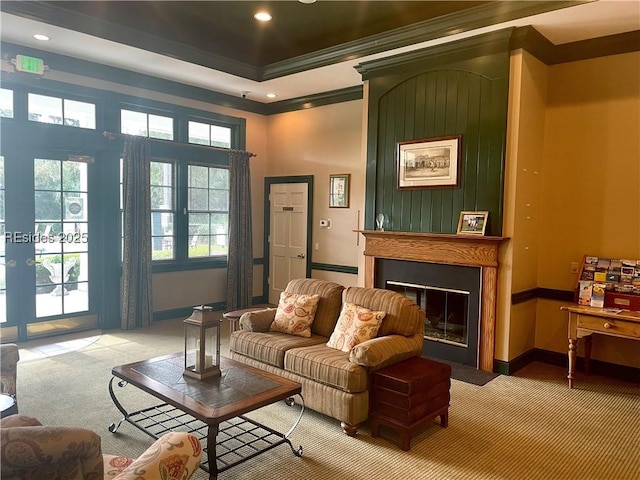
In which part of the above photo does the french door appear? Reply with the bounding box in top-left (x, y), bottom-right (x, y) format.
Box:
top-left (1, 150), bottom-right (98, 341)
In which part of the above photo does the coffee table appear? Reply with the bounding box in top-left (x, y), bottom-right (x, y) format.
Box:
top-left (108, 353), bottom-right (304, 479)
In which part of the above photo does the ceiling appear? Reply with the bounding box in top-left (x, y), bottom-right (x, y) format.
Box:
top-left (1, 1), bottom-right (639, 104)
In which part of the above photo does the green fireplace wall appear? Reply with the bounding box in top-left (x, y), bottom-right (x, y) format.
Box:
top-left (357, 30), bottom-right (512, 236)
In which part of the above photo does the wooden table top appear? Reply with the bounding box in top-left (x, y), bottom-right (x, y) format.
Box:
top-left (112, 353), bottom-right (301, 424)
top-left (561, 304), bottom-right (640, 322)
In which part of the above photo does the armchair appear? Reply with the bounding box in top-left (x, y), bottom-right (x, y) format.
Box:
top-left (0, 344), bottom-right (19, 402)
top-left (0, 414), bottom-right (202, 480)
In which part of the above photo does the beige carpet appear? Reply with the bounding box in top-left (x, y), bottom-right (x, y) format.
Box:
top-left (14, 318), bottom-right (640, 480)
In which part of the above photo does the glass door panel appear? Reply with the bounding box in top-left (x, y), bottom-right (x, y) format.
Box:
top-left (0, 156), bottom-right (6, 324)
top-left (34, 158), bottom-right (89, 318)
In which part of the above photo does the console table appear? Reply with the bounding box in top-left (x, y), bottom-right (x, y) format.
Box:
top-left (562, 305), bottom-right (640, 388)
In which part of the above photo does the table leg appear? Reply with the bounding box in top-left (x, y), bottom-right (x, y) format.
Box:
top-left (207, 424), bottom-right (219, 480)
top-left (584, 335), bottom-right (592, 375)
top-left (568, 338), bottom-right (577, 388)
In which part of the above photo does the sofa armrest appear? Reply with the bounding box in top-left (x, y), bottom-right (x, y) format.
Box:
top-left (239, 308), bottom-right (276, 332)
top-left (111, 432), bottom-right (202, 480)
top-left (0, 425), bottom-right (103, 480)
top-left (349, 333), bottom-right (423, 369)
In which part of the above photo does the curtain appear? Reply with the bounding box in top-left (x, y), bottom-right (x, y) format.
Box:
top-left (121, 137), bottom-right (153, 329)
top-left (226, 150), bottom-right (253, 310)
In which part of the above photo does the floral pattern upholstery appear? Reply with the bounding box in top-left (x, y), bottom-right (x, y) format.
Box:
top-left (0, 344), bottom-right (19, 401)
top-left (0, 415), bottom-right (202, 480)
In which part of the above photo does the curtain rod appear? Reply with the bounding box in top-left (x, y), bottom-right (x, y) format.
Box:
top-left (102, 131), bottom-right (257, 158)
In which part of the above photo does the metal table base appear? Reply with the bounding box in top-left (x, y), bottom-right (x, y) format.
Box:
top-left (108, 378), bottom-right (304, 478)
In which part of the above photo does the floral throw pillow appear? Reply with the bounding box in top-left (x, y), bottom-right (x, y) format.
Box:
top-left (326, 301), bottom-right (386, 352)
top-left (270, 292), bottom-right (320, 337)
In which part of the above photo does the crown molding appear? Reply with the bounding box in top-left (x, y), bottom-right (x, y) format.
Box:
top-left (0, 41), bottom-right (362, 116)
top-left (263, 1), bottom-right (580, 80)
top-left (355, 29), bottom-right (514, 79)
top-left (2, 1), bottom-right (582, 82)
top-left (551, 30), bottom-right (640, 64)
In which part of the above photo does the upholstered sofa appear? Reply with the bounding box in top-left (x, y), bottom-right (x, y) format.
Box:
top-left (230, 278), bottom-right (423, 435)
top-left (0, 414), bottom-right (203, 480)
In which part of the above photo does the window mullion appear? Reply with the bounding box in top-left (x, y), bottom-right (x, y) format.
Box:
top-left (175, 161), bottom-right (189, 262)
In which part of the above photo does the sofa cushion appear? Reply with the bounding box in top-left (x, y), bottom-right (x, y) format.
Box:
top-left (342, 287), bottom-right (422, 337)
top-left (270, 292), bottom-right (320, 338)
top-left (284, 279), bottom-right (345, 338)
top-left (284, 344), bottom-right (369, 393)
top-left (326, 302), bottom-right (385, 353)
top-left (230, 331), bottom-right (327, 368)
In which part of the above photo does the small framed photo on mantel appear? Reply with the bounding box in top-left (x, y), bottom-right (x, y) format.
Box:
top-left (457, 211), bottom-right (489, 236)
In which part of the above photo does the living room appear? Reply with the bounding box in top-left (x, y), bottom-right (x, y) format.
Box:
top-left (0, 2), bottom-right (639, 479)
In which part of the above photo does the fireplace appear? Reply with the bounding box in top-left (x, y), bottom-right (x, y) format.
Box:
top-left (377, 259), bottom-right (480, 367)
top-left (359, 230), bottom-right (506, 372)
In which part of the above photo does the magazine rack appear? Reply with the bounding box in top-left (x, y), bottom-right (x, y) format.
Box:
top-left (574, 255), bottom-right (640, 311)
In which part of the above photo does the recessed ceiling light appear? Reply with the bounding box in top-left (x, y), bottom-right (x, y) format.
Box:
top-left (254, 11), bottom-right (272, 22)
top-left (299, 0), bottom-right (317, 3)
top-left (266, 93), bottom-right (277, 99)
top-left (33, 34), bottom-right (50, 41)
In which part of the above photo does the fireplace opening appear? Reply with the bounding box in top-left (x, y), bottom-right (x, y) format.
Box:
top-left (376, 259), bottom-right (480, 367)
top-left (387, 281), bottom-right (469, 347)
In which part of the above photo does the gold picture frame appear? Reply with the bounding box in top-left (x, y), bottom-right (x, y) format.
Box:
top-left (457, 211), bottom-right (488, 235)
top-left (329, 174), bottom-right (350, 208)
top-left (397, 135), bottom-right (461, 189)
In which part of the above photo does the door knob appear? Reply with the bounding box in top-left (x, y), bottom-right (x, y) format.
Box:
top-left (6, 260), bottom-right (16, 268)
top-left (296, 253), bottom-right (305, 259)
top-left (26, 258), bottom-right (36, 266)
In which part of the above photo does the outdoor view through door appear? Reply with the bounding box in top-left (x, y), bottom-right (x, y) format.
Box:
top-left (1, 155), bottom-right (94, 340)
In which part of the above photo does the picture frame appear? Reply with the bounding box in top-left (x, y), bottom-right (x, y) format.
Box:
top-left (457, 211), bottom-right (489, 236)
top-left (329, 173), bottom-right (350, 208)
top-left (397, 135), bottom-right (461, 189)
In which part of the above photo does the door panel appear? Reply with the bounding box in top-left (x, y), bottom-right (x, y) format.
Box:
top-left (1, 152), bottom-right (97, 341)
top-left (268, 182), bottom-right (309, 304)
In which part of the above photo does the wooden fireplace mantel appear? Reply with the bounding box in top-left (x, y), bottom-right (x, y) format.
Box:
top-left (357, 230), bottom-right (508, 372)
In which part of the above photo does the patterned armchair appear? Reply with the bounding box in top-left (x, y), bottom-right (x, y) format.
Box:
top-left (0, 343), bottom-right (19, 403)
top-left (0, 414), bottom-right (203, 480)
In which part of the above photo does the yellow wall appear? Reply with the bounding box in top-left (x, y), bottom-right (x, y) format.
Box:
top-left (535, 51), bottom-right (640, 367)
top-left (266, 100), bottom-right (364, 284)
top-left (499, 50), bottom-right (548, 361)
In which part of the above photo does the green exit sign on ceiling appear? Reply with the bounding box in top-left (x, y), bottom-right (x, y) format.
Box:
top-left (15, 54), bottom-right (45, 75)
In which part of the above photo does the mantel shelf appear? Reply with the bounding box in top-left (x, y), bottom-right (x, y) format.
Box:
top-left (355, 230), bottom-right (508, 244)
top-left (355, 230), bottom-right (509, 269)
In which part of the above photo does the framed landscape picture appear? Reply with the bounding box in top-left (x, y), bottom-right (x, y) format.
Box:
top-left (397, 135), bottom-right (461, 189)
top-left (457, 211), bottom-right (489, 236)
top-left (329, 173), bottom-right (350, 208)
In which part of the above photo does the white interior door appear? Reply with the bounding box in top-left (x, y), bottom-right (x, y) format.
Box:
top-left (268, 182), bottom-right (308, 304)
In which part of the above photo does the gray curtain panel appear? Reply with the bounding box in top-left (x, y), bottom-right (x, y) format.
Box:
top-left (121, 136), bottom-right (153, 329)
top-left (226, 150), bottom-right (253, 310)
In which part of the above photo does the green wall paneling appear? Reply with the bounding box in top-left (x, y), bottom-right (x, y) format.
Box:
top-left (358, 29), bottom-right (512, 236)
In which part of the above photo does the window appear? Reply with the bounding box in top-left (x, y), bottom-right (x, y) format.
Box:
top-left (28, 93), bottom-right (95, 128)
top-left (121, 109), bottom-right (173, 140)
top-left (188, 165), bottom-right (229, 258)
top-left (0, 89), bottom-right (13, 118)
top-left (120, 159), bottom-right (229, 263)
top-left (120, 160), bottom-right (176, 261)
top-left (188, 121), bottom-right (231, 147)
top-left (150, 161), bottom-right (175, 260)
